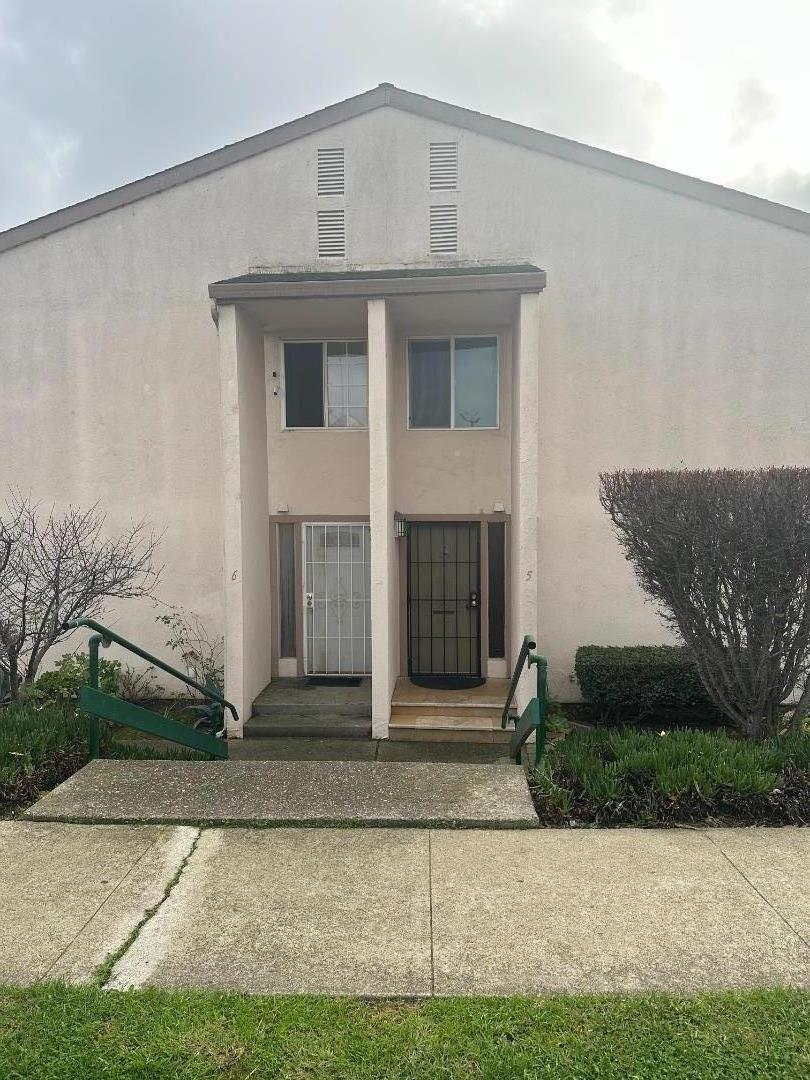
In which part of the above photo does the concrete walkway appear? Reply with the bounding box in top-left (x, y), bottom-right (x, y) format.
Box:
top-left (26, 759), bottom-right (537, 828)
top-left (2, 821), bottom-right (808, 995)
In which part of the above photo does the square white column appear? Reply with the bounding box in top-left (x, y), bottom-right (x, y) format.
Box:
top-left (510, 291), bottom-right (541, 709)
top-left (217, 303), bottom-right (273, 735)
top-left (367, 298), bottom-right (397, 738)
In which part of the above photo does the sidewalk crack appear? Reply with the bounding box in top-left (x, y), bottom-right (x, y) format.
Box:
top-left (41, 834), bottom-right (163, 982)
top-left (702, 831), bottom-right (810, 950)
top-left (95, 827), bottom-right (202, 987)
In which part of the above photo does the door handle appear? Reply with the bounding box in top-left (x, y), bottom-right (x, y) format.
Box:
top-left (468, 591), bottom-right (479, 609)
top-left (305, 592), bottom-right (313, 609)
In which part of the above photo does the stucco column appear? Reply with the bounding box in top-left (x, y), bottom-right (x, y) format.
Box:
top-left (217, 303), bottom-right (273, 736)
top-left (510, 291), bottom-right (541, 709)
top-left (367, 297), bottom-right (397, 738)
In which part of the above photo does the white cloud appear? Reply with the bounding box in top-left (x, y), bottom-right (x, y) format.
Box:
top-left (0, 0), bottom-right (808, 229)
top-left (588, 0), bottom-right (810, 205)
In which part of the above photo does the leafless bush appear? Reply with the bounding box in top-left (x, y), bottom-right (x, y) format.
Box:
top-left (117, 662), bottom-right (161, 703)
top-left (599, 468), bottom-right (810, 740)
top-left (155, 604), bottom-right (224, 693)
top-left (0, 491), bottom-right (161, 699)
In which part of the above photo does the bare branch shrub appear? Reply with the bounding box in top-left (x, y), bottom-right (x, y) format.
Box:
top-left (599, 468), bottom-right (810, 740)
top-left (155, 604), bottom-right (224, 693)
top-left (0, 491), bottom-right (161, 699)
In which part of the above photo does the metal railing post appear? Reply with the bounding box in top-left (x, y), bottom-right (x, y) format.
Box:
top-left (530, 653), bottom-right (548, 764)
top-left (501, 634), bottom-right (537, 728)
top-left (87, 633), bottom-right (103, 760)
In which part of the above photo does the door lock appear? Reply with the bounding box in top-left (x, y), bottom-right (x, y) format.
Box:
top-left (305, 592), bottom-right (313, 609)
top-left (468, 591), bottom-right (479, 609)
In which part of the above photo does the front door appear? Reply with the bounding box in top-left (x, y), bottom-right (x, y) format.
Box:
top-left (303, 523), bottom-right (371, 675)
top-left (407, 522), bottom-right (481, 677)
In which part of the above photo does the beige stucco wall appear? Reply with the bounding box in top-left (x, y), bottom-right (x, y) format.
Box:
top-left (1, 103), bottom-right (808, 704)
top-left (263, 336), bottom-right (370, 517)
top-left (389, 328), bottom-right (512, 516)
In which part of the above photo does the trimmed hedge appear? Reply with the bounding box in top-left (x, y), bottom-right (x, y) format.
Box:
top-left (575, 645), bottom-right (721, 724)
top-left (530, 727), bottom-right (810, 827)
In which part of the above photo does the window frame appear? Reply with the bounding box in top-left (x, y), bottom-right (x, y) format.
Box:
top-left (282, 339), bottom-right (369, 431)
top-left (406, 333), bottom-right (500, 431)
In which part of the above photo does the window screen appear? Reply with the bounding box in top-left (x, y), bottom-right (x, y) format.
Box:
top-left (408, 339), bottom-right (451, 427)
top-left (284, 343), bottom-right (324, 427)
top-left (487, 521), bottom-right (506, 658)
top-left (408, 337), bottom-right (498, 429)
top-left (454, 337), bottom-right (498, 428)
top-left (278, 523), bottom-right (296, 657)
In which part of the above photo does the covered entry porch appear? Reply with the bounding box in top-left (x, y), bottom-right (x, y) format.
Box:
top-left (210, 265), bottom-right (545, 738)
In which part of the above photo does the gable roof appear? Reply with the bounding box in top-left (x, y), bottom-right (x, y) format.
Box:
top-left (1, 82), bottom-right (808, 254)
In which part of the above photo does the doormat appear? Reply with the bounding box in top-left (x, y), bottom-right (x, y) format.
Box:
top-left (409, 675), bottom-right (486, 690)
top-left (306, 676), bottom-right (363, 687)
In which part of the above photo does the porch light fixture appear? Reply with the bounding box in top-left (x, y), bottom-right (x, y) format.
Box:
top-left (394, 515), bottom-right (407, 540)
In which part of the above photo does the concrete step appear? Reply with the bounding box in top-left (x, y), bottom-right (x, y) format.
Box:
top-left (252, 702), bottom-right (372, 719)
top-left (390, 705), bottom-right (502, 725)
top-left (388, 724), bottom-right (511, 745)
top-left (245, 715), bottom-right (371, 739)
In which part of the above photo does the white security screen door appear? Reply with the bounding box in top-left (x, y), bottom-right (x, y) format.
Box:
top-left (303, 523), bottom-right (371, 675)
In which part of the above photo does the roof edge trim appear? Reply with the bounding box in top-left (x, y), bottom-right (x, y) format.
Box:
top-left (208, 266), bottom-right (547, 300)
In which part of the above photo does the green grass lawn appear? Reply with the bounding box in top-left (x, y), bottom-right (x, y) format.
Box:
top-left (0, 984), bottom-right (806, 1079)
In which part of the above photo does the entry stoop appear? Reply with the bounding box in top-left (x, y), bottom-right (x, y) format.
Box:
top-left (247, 678), bottom-right (372, 739)
top-left (389, 677), bottom-right (511, 744)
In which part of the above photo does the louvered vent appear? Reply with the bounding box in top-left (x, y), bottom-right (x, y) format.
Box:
top-left (317, 147), bottom-right (345, 196)
top-left (429, 142), bottom-right (458, 190)
top-left (429, 204), bottom-right (458, 255)
top-left (317, 209), bottom-right (346, 257)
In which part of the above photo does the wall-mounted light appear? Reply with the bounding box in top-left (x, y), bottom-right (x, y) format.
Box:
top-left (394, 515), bottom-right (407, 540)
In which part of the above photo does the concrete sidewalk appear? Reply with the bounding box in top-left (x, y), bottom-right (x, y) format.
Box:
top-left (2, 821), bottom-right (807, 995)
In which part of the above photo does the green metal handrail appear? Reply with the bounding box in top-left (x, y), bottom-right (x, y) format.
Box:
top-left (501, 634), bottom-right (537, 727)
top-left (64, 617), bottom-right (237, 759)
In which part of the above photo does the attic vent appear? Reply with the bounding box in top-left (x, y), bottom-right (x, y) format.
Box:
top-left (317, 209), bottom-right (346, 258)
top-left (429, 142), bottom-right (458, 190)
top-left (317, 147), bottom-right (345, 196)
top-left (429, 204), bottom-right (458, 255)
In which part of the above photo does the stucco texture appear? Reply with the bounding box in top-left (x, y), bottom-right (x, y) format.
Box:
top-left (1, 105), bottom-right (808, 702)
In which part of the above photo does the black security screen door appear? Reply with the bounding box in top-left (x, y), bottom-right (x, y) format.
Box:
top-left (407, 523), bottom-right (481, 676)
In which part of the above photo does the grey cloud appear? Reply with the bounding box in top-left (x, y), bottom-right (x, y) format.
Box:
top-left (733, 165), bottom-right (810, 212)
top-left (0, 0), bottom-right (662, 231)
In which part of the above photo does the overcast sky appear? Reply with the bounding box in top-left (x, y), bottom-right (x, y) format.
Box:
top-left (1, 0), bottom-right (808, 232)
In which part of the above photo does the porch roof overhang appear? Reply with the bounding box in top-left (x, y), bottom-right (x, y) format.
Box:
top-left (208, 263), bottom-right (546, 302)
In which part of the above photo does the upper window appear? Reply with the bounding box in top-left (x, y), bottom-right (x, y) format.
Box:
top-left (408, 337), bottom-right (498, 429)
top-left (284, 341), bottom-right (368, 429)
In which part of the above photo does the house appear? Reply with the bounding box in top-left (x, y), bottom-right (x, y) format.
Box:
top-left (1, 84), bottom-right (808, 740)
